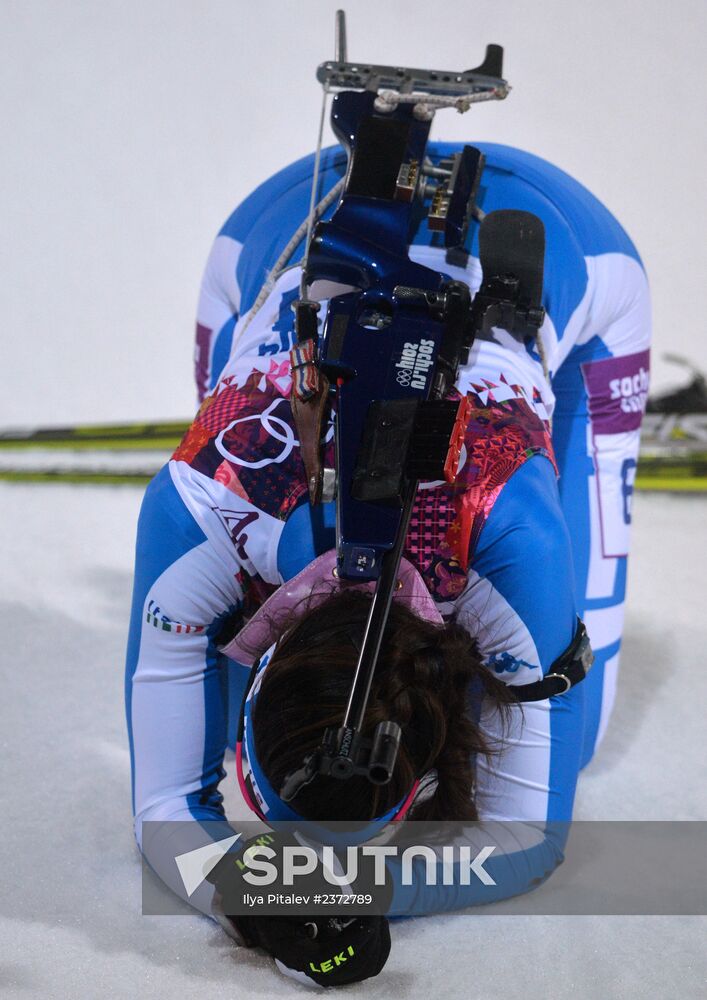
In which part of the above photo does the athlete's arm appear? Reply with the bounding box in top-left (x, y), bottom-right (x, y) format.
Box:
top-left (125, 463), bottom-right (245, 916)
top-left (386, 455), bottom-right (581, 915)
top-left (194, 231), bottom-right (244, 402)
top-left (465, 454), bottom-right (581, 822)
top-left (193, 172), bottom-right (282, 401)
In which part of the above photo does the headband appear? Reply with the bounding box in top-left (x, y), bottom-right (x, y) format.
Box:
top-left (220, 548), bottom-right (443, 667)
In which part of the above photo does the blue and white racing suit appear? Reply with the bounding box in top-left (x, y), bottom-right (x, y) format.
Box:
top-left (125, 143), bottom-right (651, 918)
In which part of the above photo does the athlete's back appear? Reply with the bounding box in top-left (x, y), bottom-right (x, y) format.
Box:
top-left (196, 141), bottom-right (643, 419)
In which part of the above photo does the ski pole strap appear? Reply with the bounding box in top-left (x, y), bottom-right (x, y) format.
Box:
top-left (509, 618), bottom-right (594, 702)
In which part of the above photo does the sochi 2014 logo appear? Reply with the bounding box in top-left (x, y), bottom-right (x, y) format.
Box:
top-left (395, 339), bottom-right (435, 390)
top-left (609, 367), bottom-right (650, 414)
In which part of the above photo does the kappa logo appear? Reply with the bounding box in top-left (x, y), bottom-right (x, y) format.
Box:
top-left (395, 339), bottom-right (435, 390)
top-left (487, 651), bottom-right (539, 674)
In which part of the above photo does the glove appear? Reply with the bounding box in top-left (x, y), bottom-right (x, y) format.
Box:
top-left (206, 832), bottom-right (392, 986)
top-left (239, 912), bottom-right (391, 987)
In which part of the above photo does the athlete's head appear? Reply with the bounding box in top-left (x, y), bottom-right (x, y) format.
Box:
top-left (245, 588), bottom-right (513, 823)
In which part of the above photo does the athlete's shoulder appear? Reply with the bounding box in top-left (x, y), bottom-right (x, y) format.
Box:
top-left (434, 140), bottom-right (641, 264)
top-left (217, 146), bottom-right (347, 244)
top-left (215, 146), bottom-right (346, 315)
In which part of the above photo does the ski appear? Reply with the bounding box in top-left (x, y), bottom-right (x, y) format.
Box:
top-left (0, 446), bottom-right (167, 484)
top-left (0, 442), bottom-right (704, 489)
top-left (2, 355), bottom-right (705, 489)
top-left (0, 419), bottom-right (188, 451)
top-left (2, 413), bottom-right (704, 459)
top-left (637, 355), bottom-right (707, 489)
top-left (0, 469), bottom-right (155, 485)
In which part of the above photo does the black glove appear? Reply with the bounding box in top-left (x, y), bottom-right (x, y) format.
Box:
top-left (239, 912), bottom-right (391, 987)
top-left (206, 832), bottom-right (392, 986)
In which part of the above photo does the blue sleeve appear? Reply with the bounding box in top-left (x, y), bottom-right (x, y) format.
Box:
top-left (473, 455), bottom-right (578, 672)
top-left (385, 456), bottom-right (584, 914)
top-left (125, 465), bottom-right (244, 916)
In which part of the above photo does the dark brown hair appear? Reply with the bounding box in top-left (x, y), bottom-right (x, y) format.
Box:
top-left (251, 588), bottom-right (514, 822)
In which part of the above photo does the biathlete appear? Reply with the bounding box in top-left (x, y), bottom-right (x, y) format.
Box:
top-left (125, 140), bottom-right (651, 987)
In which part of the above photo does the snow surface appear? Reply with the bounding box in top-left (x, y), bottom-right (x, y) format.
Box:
top-left (1, 483), bottom-right (705, 999)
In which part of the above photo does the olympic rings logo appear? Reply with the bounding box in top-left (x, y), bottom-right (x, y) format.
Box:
top-left (215, 398), bottom-right (296, 469)
top-left (396, 369), bottom-right (412, 387)
top-left (215, 397), bottom-right (333, 469)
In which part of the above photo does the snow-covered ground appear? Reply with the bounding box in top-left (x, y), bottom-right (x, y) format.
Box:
top-left (1, 483), bottom-right (705, 999)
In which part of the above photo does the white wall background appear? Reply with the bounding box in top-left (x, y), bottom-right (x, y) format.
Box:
top-left (1, 0), bottom-right (705, 426)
